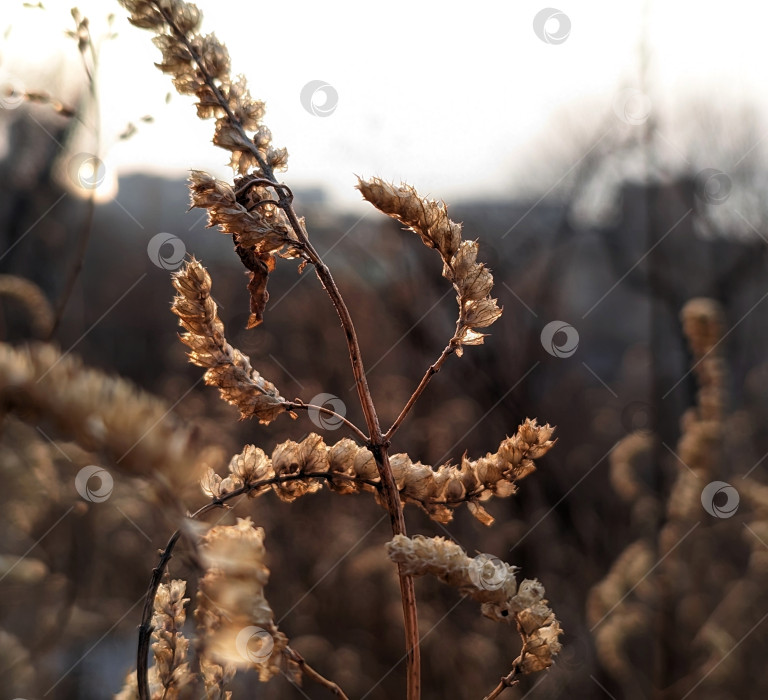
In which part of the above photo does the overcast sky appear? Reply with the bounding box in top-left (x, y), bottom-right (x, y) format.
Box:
top-left (2, 0), bottom-right (767, 208)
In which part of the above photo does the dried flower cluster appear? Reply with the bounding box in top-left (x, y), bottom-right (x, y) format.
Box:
top-left (664, 298), bottom-right (728, 525)
top-left (119, 0), bottom-right (298, 326)
top-left (676, 298), bottom-right (727, 474)
top-left (356, 178), bottom-right (502, 354)
top-left (201, 419), bottom-right (555, 525)
top-left (0, 342), bottom-right (196, 480)
top-left (118, 0), bottom-right (284, 176)
top-left (115, 580), bottom-right (192, 700)
top-left (386, 535), bottom-right (562, 675)
top-left (589, 298), bottom-right (736, 698)
top-left (171, 257), bottom-right (292, 423)
top-left (195, 518), bottom-right (294, 686)
top-left (151, 580), bottom-right (191, 697)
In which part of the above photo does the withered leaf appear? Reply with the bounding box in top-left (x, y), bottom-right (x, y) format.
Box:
top-left (244, 252), bottom-right (275, 328)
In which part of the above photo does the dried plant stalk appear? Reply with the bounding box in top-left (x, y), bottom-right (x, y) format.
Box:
top-left (115, 2), bottom-right (561, 699)
top-left (589, 298), bottom-right (732, 698)
top-left (116, 579), bottom-right (192, 700)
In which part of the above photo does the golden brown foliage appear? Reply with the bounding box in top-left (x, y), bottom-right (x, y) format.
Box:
top-left (201, 419), bottom-right (555, 525)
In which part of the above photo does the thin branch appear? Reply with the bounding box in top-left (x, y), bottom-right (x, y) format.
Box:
top-left (482, 665), bottom-right (522, 700)
top-left (49, 16), bottom-right (101, 339)
top-left (137, 530), bottom-right (181, 700)
top-left (385, 343), bottom-right (456, 442)
top-left (284, 646), bottom-right (351, 700)
top-left (285, 400), bottom-right (369, 444)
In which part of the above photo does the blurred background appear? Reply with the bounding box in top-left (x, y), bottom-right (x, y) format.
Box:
top-left (2, 1), bottom-right (768, 698)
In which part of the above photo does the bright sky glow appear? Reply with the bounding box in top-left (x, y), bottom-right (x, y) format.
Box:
top-left (1, 0), bottom-right (767, 208)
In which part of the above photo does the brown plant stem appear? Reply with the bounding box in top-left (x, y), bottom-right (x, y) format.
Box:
top-left (50, 16), bottom-right (100, 339)
top-left (482, 666), bottom-right (521, 700)
top-left (278, 166), bottom-right (421, 700)
top-left (385, 343), bottom-right (456, 442)
top-left (137, 529), bottom-right (181, 700)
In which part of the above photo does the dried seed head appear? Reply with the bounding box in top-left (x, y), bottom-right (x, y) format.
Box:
top-left (386, 535), bottom-right (562, 674)
top-left (171, 258), bottom-right (291, 424)
top-left (356, 177), bottom-right (501, 355)
top-left (120, 0), bottom-right (287, 177)
top-left (151, 579), bottom-right (192, 697)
